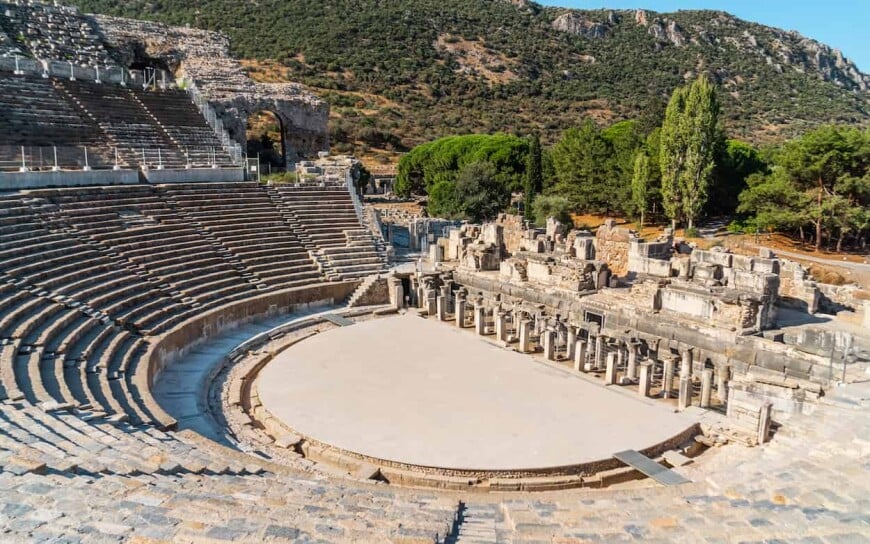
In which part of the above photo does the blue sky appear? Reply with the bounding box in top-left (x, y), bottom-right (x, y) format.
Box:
top-left (538, 1), bottom-right (868, 71)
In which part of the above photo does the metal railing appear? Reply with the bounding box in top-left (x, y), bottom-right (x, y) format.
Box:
top-left (0, 145), bottom-right (240, 172)
top-left (180, 76), bottom-right (245, 165)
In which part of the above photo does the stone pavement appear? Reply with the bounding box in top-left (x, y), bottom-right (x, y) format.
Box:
top-left (1, 359), bottom-right (868, 543)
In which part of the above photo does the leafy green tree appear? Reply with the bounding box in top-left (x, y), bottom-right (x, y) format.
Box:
top-left (708, 139), bottom-right (766, 215)
top-left (396, 134), bottom-right (529, 197)
top-left (550, 120), bottom-right (612, 213)
top-left (602, 120), bottom-right (643, 214)
top-left (531, 195), bottom-right (573, 227)
top-left (659, 74), bottom-right (721, 230)
top-left (524, 133), bottom-right (543, 218)
top-left (455, 161), bottom-right (510, 222)
top-left (737, 126), bottom-right (869, 250)
top-left (427, 180), bottom-right (460, 219)
top-left (631, 152), bottom-right (651, 227)
top-left (738, 171), bottom-right (810, 238)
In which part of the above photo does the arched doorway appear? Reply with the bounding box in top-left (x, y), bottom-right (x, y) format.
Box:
top-left (246, 110), bottom-right (286, 170)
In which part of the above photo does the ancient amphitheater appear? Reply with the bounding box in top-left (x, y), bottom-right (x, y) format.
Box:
top-left (0, 2), bottom-right (869, 543)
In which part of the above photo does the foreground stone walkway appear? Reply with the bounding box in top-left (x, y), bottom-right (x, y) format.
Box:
top-left (0, 379), bottom-right (868, 543)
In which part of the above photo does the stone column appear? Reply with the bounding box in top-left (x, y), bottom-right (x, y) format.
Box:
top-left (455, 296), bottom-right (467, 328)
top-left (474, 305), bottom-right (486, 336)
top-left (542, 329), bottom-right (555, 361)
top-left (495, 312), bottom-right (507, 342)
top-left (440, 284), bottom-right (452, 314)
top-left (625, 343), bottom-right (638, 382)
top-left (426, 294), bottom-right (437, 317)
top-left (391, 282), bottom-right (404, 310)
top-left (700, 369), bottom-right (714, 408)
top-left (681, 349), bottom-right (694, 379)
top-left (436, 295), bottom-right (447, 321)
top-left (605, 352), bottom-right (618, 385)
top-left (616, 343), bottom-right (626, 373)
top-left (518, 320), bottom-right (532, 353)
top-left (566, 326), bottom-right (577, 361)
top-left (638, 360), bottom-right (653, 397)
top-left (716, 365), bottom-right (731, 402)
top-left (594, 335), bottom-right (605, 370)
top-left (677, 373), bottom-right (693, 411)
top-left (662, 357), bottom-right (676, 399)
top-left (573, 339), bottom-right (587, 372)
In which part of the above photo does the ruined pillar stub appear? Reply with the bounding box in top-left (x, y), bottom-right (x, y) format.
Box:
top-left (574, 339), bottom-right (587, 372)
top-left (677, 375), bottom-right (693, 411)
top-left (436, 295), bottom-right (447, 321)
top-left (605, 352), bottom-right (618, 385)
top-left (474, 305), bottom-right (486, 336)
top-left (662, 357), bottom-right (676, 399)
top-left (455, 299), bottom-right (467, 328)
top-left (519, 320), bottom-right (532, 353)
top-left (700, 369), bottom-right (714, 408)
top-left (566, 326), bottom-right (577, 361)
top-left (392, 283), bottom-right (404, 310)
top-left (495, 312), bottom-right (507, 342)
top-left (426, 294), bottom-right (437, 317)
top-left (757, 402), bottom-right (773, 445)
top-left (638, 361), bottom-right (653, 397)
top-left (542, 330), bottom-right (556, 361)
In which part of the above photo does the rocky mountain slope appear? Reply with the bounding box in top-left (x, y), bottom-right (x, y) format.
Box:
top-left (77, 0), bottom-right (869, 158)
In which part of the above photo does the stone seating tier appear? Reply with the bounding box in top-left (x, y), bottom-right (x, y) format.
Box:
top-left (0, 74), bottom-right (234, 169)
top-left (0, 181), bottom-right (388, 426)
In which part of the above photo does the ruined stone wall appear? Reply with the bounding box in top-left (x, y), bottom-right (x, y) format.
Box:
top-left (595, 219), bottom-right (636, 276)
top-left (496, 213), bottom-right (529, 255)
top-left (94, 15), bottom-right (329, 161)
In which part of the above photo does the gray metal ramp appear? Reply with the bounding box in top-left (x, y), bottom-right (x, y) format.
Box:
top-left (613, 450), bottom-right (691, 486)
top-left (323, 314), bottom-right (355, 327)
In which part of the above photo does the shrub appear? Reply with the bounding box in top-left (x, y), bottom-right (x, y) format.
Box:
top-left (532, 195), bottom-right (573, 227)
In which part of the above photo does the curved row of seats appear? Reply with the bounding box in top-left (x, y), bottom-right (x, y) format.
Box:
top-left (0, 73), bottom-right (235, 169)
top-left (0, 402), bottom-right (458, 542)
top-left (0, 182), bottom-right (387, 427)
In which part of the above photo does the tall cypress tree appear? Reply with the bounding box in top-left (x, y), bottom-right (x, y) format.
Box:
top-left (631, 152), bottom-right (651, 228)
top-left (659, 85), bottom-right (688, 231)
top-left (659, 74), bottom-right (720, 231)
top-left (524, 133), bottom-right (543, 218)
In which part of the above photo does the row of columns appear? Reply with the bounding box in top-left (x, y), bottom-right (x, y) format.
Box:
top-left (418, 282), bottom-right (731, 412)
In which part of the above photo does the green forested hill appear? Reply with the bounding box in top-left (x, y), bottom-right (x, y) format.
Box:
top-left (80, 0), bottom-right (869, 158)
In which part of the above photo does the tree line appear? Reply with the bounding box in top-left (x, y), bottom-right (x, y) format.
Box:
top-left (396, 74), bottom-right (868, 251)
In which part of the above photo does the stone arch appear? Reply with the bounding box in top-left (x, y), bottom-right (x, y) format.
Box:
top-left (245, 109), bottom-right (287, 168)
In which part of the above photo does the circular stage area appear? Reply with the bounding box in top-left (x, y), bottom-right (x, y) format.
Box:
top-left (258, 313), bottom-right (698, 473)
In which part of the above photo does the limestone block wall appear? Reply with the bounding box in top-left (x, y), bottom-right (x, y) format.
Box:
top-left (595, 219), bottom-right (636, 276)
top-left (496, 213), bottom-right (529, 255)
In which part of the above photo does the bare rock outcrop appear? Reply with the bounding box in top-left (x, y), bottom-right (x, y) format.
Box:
top-left (551, 12), bottom-right (609, 39)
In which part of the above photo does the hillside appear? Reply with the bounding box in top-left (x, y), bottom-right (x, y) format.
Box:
top-left (78, 0), bottom-right (870, 162)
